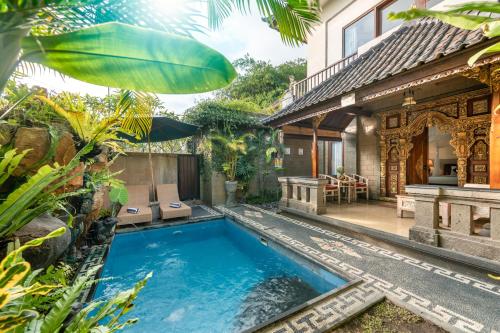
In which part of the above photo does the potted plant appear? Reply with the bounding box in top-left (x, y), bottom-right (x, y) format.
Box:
top-left (211, 133), bottom-right (253, 207)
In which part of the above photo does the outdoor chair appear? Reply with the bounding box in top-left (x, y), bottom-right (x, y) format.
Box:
top-left (350, 174), bottom-right (369, 200)
top-left (157, 184), bottom-right (192, 220)
top-left (117, 185), bottom-right (153, 226)
top-left (319, 174), bottom-right (340, 204)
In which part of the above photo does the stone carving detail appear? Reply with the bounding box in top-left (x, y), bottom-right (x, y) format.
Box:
top-left (378, 89), bottom-right (491, 195)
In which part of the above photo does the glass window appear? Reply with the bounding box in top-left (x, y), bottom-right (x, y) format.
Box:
top-left (331, 141), bottom-right (343, 175)
top-left (379, 0), bottom-right (414, 35)
top-left (343, 11), bottom-right (375, 57)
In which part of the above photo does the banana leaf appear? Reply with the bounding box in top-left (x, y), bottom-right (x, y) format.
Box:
top-left (20, 22), bottom-right (237, 94)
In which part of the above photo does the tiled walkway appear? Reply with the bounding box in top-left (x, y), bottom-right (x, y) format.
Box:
top-left (324, 201), bottom-right (415, 237)
top-left (218, 204), bottom-right (500, 333)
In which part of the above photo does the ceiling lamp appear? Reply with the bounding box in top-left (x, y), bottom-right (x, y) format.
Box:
top-left (402, 89), bottom-right (416, 108)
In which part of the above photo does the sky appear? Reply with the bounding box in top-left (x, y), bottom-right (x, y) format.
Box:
top-left (19, 8), bottom-right (306, 115)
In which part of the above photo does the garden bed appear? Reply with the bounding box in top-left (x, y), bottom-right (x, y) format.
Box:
top-left (333, 300), bottom-right (447, 333)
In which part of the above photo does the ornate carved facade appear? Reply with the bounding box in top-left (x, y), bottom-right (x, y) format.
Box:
top-left (378, 89), bottom-right (491, 197)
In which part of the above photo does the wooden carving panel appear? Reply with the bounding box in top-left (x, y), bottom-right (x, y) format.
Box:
top-left (386, 147), bottom-right (400, 197)
top-left (468, 140), bottom-right (489, 184)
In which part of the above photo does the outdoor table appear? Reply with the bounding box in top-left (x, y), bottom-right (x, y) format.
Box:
top-left (337, 177), bottom-right (355, 203)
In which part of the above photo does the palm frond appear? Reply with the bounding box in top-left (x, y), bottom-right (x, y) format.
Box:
top-left (207, 0), bottom-right (320, 46)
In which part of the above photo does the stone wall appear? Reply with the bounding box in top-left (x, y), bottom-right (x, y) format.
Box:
top-left (110, 152), bottom-right (178, 201)
top-left (357, 116), bottom-right (380, 199)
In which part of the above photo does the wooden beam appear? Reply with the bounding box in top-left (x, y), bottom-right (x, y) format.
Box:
top-left (490, 89), bottom-right (500, 189)
top-left (281, 125), bottom-right (342, 138)
top-left (311, 115), bottom-right (326, 178)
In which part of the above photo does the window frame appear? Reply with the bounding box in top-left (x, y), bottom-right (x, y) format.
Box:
top-left (339, 0), bottom-right (428, 59)
top-left (342, 9), bottom-right (376, 58)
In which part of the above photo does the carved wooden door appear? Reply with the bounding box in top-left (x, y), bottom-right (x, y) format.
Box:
top-left (407, 128), bottom-right (428, 185)
top-left (468, 140), bottom-right (489, 184)
top-left (386, 147), bottom-right (400, 197)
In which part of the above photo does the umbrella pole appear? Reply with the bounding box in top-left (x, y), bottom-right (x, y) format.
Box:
top-left (148, 137), bottom-right (156, 201)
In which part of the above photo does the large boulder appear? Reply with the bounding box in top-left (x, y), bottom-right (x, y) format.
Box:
top-left (13, 127), bottom-right (50, 175)
top-left (54, 131), bottom-right (77, 166)
top-left (13, 214), bottom-right (71, 269)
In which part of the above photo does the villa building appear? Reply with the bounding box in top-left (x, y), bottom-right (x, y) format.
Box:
top-left (265, 0), bottom-right (500, 261)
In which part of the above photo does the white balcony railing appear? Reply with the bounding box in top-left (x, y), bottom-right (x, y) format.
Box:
top-left (290, 53), bottom-right (358, 100)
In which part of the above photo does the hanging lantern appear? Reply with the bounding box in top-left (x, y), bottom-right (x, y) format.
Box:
top-left (402, 89), bottom-right (416, 108)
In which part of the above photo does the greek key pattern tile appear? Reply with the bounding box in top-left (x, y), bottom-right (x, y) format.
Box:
top-left (76, 244), bottom-right (108, 303)
top-left (260, 283), bottom-right (383, 333)
top-left (217, 206), bottom-right (489, 333)
top-left (245, 204), bottom-right (500, 297)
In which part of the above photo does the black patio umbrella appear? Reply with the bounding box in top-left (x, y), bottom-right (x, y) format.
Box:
top-left (119, 116), bottom-right (199, 200)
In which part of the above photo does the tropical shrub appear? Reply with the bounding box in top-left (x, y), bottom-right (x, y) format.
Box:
top-left (184, 98), bottom-right (264, 135)
top-left (0, 143), bottom-right (92, 238)
top-left (0, 227), bottom-right (151, 332)
top-left (210, 133), bottom-right (254, 182)
top-left (216, 55), bottom-right (307, 111)
top-left (36, 91), bottom-right (152, 155)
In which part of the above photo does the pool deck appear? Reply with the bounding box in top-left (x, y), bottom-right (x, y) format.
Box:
top-left (217, 204), bottom-right (500, 333)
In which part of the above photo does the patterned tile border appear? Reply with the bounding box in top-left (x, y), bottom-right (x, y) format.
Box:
top-left (254, 283), bottom-right (385, 333)
top-left (75, 244), bottom-right (108, 303)
top-left (217, 205), bottom-right (492, 333)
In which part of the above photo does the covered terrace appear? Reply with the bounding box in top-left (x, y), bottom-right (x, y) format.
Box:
top-left (265, 17), bottom-right (500, 261)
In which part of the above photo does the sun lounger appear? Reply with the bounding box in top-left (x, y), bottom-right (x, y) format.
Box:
top-left (117, 185), bottom-right (153, 226)
top-left (157, 184), bottom-right (192, 220)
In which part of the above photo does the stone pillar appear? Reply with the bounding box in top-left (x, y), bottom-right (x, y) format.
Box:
top-left (279, 178), bottom-right (290, 207)
top-left (491, 207), bottom-right (500, 241)
top-left (407, 186), bottom-right (441, 246)
top-left (450, 203), bottom-right (473, 235)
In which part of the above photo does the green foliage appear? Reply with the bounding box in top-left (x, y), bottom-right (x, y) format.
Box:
top-left (184, 98), bottom-right (264, 135)
top-left (24, 263), bottom-right (74, 314)
top-left (216, 55), bottom-right (307, 110)
top-left (36, 90), bottom-right (153, 154)
top-left (21, 22), bottom-right (237, 94)
top-left (0, 143), bottom-right (92, 238)
top-left (210, 132), bottom-right (254, 181)
top-left (206, 0), bottom-right (320, 46)
top-left (245, 188), bottom-right (282, 204)
top-left (388, 2), bottom-right (500, 65)
top-left (109, 186), bottom-right (128, 206)
top-left (0, 81), bottom-right (66, 128)
top-left (0, 148), bottom-right (29, 186)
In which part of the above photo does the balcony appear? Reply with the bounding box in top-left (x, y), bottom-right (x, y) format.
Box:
top-left (291, 53), bottom-right (358, 100)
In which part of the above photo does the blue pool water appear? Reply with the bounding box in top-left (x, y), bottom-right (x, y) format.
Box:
top-left (94, 219), bottom-right (346, 332)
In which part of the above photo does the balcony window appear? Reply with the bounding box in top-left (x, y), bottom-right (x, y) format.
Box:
top-left (378, 0), bottom-right (415, 35)
top-left (343, 11), bottom-right (375, 57)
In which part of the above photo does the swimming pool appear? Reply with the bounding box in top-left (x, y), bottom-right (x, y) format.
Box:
top-left (94, 218), bottom-right (347, 332)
